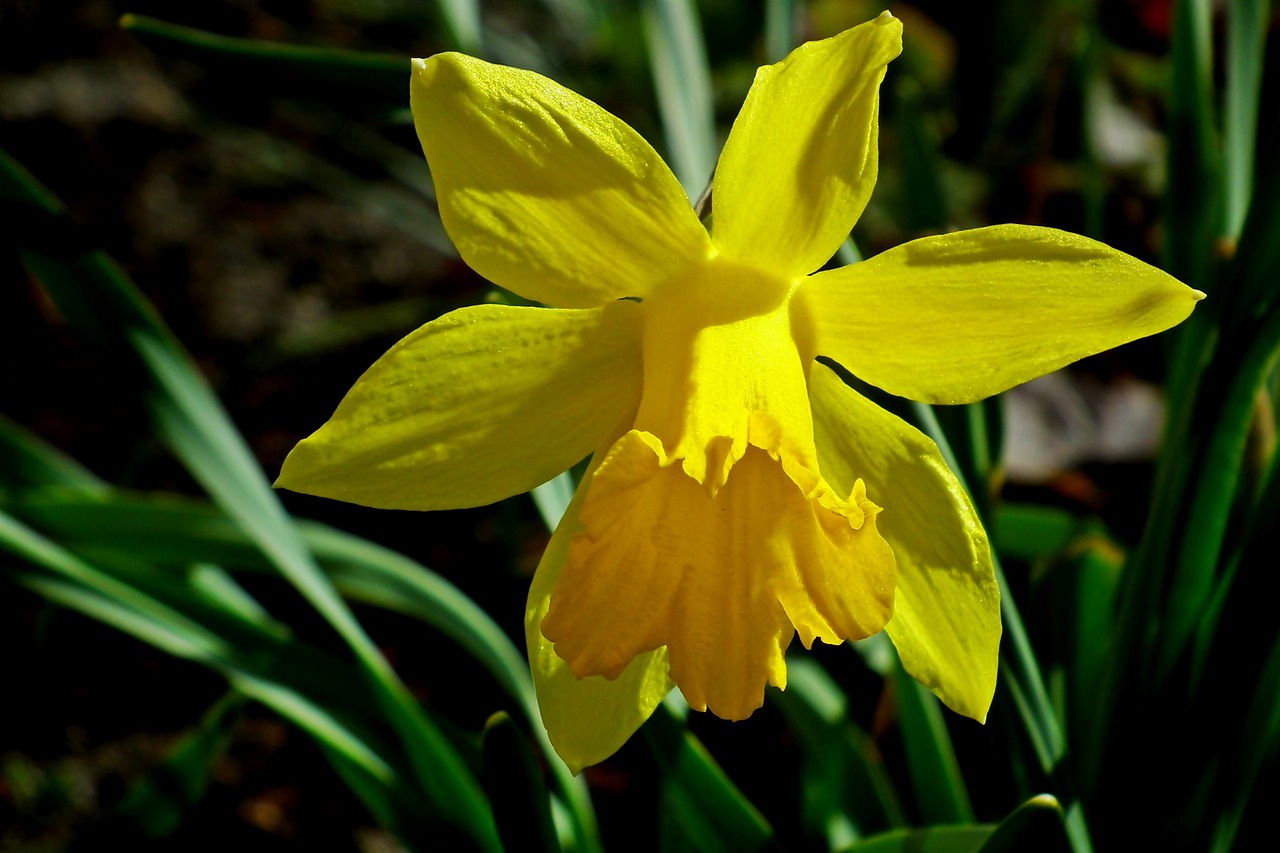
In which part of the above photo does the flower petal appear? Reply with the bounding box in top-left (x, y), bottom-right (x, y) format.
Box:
top-left (276, 302), bottom-right (641, 510)
top-left (541, 430), bottom-right (894, 721)
top-left (806, 225), bottom-right (1205, 404)
top-left (412, 54), bottom-right (711, 308)
top-left (809, 364), bottom-right (999, 721)
top-left (526, 453), bottom-right (674, 774)
top-left (710, 13), bottom-right (902, 277)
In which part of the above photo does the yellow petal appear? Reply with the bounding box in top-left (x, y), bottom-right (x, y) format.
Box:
top-left (526, 451), bottom-right (674, 774)
top-left (277, 302), bottom-right (641, 510)
top-left (806, 225), bottom-right (1205, 404)
top-left (541, 430), bottom-right (895, 721)
top-left (412, 54), bottom-right (711, 308)
top-left (809, 364), bottom-right (999, 720)
top-left (710, 13), bottom-right (902, 277)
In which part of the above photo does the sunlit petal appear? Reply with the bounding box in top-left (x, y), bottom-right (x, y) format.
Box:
top-left (711, 13), bottom-right (902, 276)
top-left (277, 302), bottom-right (642, 510)
top-left (807, 225), bottom-right (1205, 404)
top-left (809, 364), bottom-right (999, 720)
top-left (412, 54), bottom-right (710, 308)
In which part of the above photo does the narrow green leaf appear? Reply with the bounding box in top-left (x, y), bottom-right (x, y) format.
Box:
top-left (895, 80), bottom-right (948, 235)
top-left (909, 403), bottom-right (1093, 853)
top-left (12, 488), bottom-right (601, 853)
top-left (992, 503), bottom-right (1080, 562)
top-left (531, 471), bottom-right (576, 530)
top-left (435, 0), bottom-right (484, 54)
top-left (0, 415), bottom-right (106, 493)
top-left (977, 795), bottom-right (1067, 853)
top-left (642, 0), bottom-right (716, 196)
top-left (892, 652), bottom-right (974, 825)
top-left (119, 14), bottom-right (409, 110)
top-left (1207, 633), bottom-right (1280, 851)
top-left (1158, 317), bottom-right (1280, 680)
top-left (1222, 0), bottom-right (1268, 241)
top-left (2, 147), bottom-right (499, 850)
top-left (1059, 542), bottom-right (1122, 751)
top-left (764, 0), bottom-right (795, 63)
top-left (482, 712), bottom-right (562, 853)
top-left (7, 569), bottom-right (395, 789)
top-left (838, 825), bottom-right (994, 853)
top-left (1162, 0), bottom-right (1220, 292)
top-left (772, 656), bottom-right (906, 846)
top-left (645, 700), bottom-right (778, 853)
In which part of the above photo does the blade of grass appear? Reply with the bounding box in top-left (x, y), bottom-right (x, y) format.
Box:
top-left (1, 146), bottom-right (500, 850)
top-left (482, 712), bottom-right (562, 853)
top-left (646, 700), bottom-right (779, 853)
top-left (0, 517), bottom-right (396, 789)
top-left (771, 657), bottom-right (907, 846)
top-left (10, 485), bottom-right (601, 853)
top-left (1161, 0), bottom-right (1219, 293)
top-left (991, 503), bottom-right (1080, 562)
top-left (1207, 631), bottom-right (1280, 851)
top-left (838, 825), bottom-right (994, 853)
top-left (119, 15), bottom-right (409, 110)
top-left (910, 402), bottom-right (1093, 853)
top-left (642, 0), bottom-right (716, 197)
top-left (435, 0), bottom-right (484, 54)
top-left (892, 651), bottom-right (974, 825)
top-left (531, 472), bottom-right (576, 530)
top-left (764, 0), bottom-right (795, 63)
top-left (1222, 0), bottom-right (1268, 242)
top-left (977, 795), bottom-right (1067, 853)
top-left (0, 414), bottom-right (106, 492)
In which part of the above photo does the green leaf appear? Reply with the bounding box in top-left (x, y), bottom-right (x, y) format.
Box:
top-left (1162, 0), bottom-right (1220, 292)
top-left (2, 543), bottom-right (395, 790)
top-left (642, 0), bottom-right (715, 197)
top-left (895, 80), bottom-right (948, 236)
top-left (764, 0), bottom-right (795, 63)
top-left (978, 795), bottom-right (1068, 853)
top-left (482, 712), bottom-right (562, 853)
top-left (1, 145), bottom-right (500, 850)
top-left (531, 471), bottom-right (576, 530)
top-left (838, 825), bottom-right (994, 853)
top-left (1222, 0), bottom-right (1268, 242)
top-left (992, 503), bottom-right (1081, 563)
top-left (771, 656), bottom-right (906, 847)
top-left (435, 0), bottom-right (484, 54)
top-left (119, 14), bottom-right (409, 111)
top-left (646, 700), bottom-right (778, 853)
top-left (892, 651), bottom-right (974, 825)
top-left (907, 403), bottom-right (1093, 853)
top-left (0, 415), bottom-right (106, 493)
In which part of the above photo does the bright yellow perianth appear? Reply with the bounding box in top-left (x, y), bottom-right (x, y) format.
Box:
top-left (276, 12), bottom-right (1203, 773)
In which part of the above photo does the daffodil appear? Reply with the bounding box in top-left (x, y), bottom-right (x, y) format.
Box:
top-left (277, 12), bottom-right (1201, 772)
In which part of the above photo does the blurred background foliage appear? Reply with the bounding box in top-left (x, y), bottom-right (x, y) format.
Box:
top-left (2, 0), bottom-right (1279, 851)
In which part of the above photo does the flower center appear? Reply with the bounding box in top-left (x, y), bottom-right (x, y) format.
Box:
top-left (633, 255), bottom-right (819, 493)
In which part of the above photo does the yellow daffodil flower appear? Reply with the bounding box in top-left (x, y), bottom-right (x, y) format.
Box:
top-left (277, 12), bottom-right (1202, 772)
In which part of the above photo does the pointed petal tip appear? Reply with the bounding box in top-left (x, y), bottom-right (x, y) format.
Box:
top-left (1192, 288), bottom-right (1207, 302)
